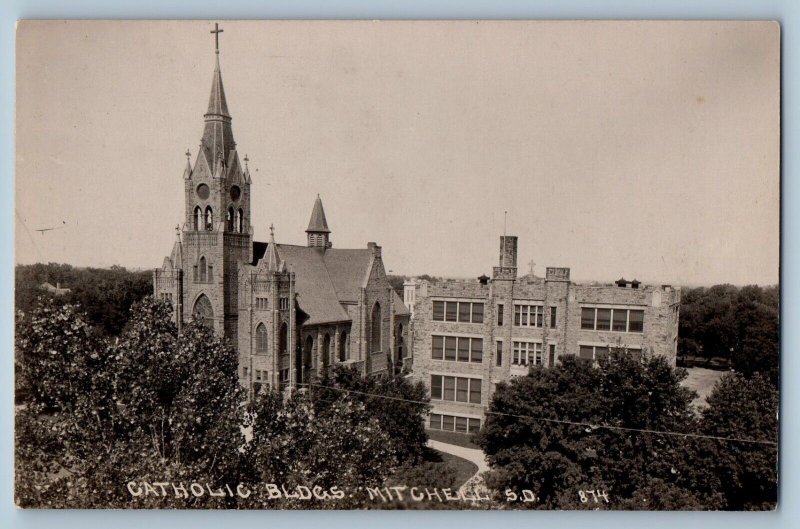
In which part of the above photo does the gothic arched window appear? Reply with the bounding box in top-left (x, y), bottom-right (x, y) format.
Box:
top-left (205, 206), bottom-right (213, 231)
top-left (226, 207), bottom-right (235, 232)
top-left (199, 256), bottom-right (207, 282)
top-left (256, 323), bottom-right (268, 353)
top-left (237, 209), bottom-right (244, 233)
top-left (322, 333), bottom-right (332, 367)
top-left (193, 206), bottom-right (202, 231)
top-left (339, 330), bottom-right (349, 362)
top-left (192, 294), bottom-right (213, 328)
top-left (371, 302), bottom-right (382, 353)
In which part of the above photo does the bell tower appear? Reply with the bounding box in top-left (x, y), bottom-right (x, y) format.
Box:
top-left (157, 23), bottom-right (253, 341)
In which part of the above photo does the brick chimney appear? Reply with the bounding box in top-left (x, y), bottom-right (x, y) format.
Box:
top-left (492, 235), bottom-right (518, 280)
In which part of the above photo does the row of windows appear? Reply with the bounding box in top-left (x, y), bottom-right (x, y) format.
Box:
top-left (256, 297), bottom-right (268, 310)
top-left (431, 335), bottom-right (483, 363)
top-left (429, 414), bottom-right (481, 434)
top-left (430, 375), bottom-right (482, 404)
top-left (192, 206), bottom-right (245, 233)
top-left (581, 307), bottom-right (644, 333)
top-left (578, 345), bottom-right (642, 364)
top-left (432, 300), bottom-right (484, 323)
top-left (158, 292), bottom-right (173, 302)
top-left (497, 340), bottom-right (558, 367)
top-left (512, 304), bottom-right (558, 328)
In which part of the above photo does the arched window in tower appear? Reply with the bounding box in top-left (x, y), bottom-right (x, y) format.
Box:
top-left (237, 208), bottom-right (244, 233)
top-left (371, 302), bottom-right (382, 353)
top-left (339, 330), bottom-right (349, 362)
top-left (205, 206), bottom-right (213, 231)
top-left (193, 206), bottom-right (202, 231)
top-left (226, 207), bottom-right (235, 232)
top-left (192, 294), bottom-right (213, 328)
top-left (255, 323), bottom-right (268, 354)
top-left (199, 256), bottom-right (207, 282)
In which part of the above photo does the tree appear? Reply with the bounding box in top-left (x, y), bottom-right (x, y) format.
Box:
top-left (314, 365), bottom-right (431, 464)
top-left (475, 351), bottom-right (702, 509)
top-left (678, 284), bottom-right (779, 385)
top-left (687, 373), bottom-right (778, 510)
top-left (15, 297), bottom-right (249, 508)
top-left (245, 389), bottom-right (398, 508)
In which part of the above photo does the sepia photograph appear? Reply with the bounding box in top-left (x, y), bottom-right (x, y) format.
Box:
top-left (13, 20), bottom-right (779, 511)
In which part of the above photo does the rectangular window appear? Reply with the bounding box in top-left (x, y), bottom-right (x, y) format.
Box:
top-left (429, 414), bottom-right (480, 433)
top-left (497, 304), bottom-right (504, 326)
top-left (432, 336), bottom-right (483, 363)
top-left (458, 302), bottom-right (471, 323)
top-left (579, 345), bottom-right (594, 364)
top-left (596, 308), bottom-right (612, 331)
top-left (243, 366), bottom-right (249, 377)
top-left (469, 379), bottom-right (482, 404)
top-left (595, 346), bottom-right (609, 362)
top-left (256, 297), bottom-right (269, 310)
top-left (255, 370), bottom-right (262, 382)
top-left (457, 338), bottom-right (470, 362)
top-left (455, 416), bottom-right (468, 433)
top-left (433, 301), bottom-right (445, 321)
top-left (549, 343), bottom-right (556, 367)
top-left (550, 306), bottom-right (557, 328)
top-left (279, 297), bottom-right (289, 310)
top-left (471, 303), bottom-right (484, 323)
top-left (629, 310), bottom-right (645, 333)
top-left (512, 341), bottom-right (542, 365)
top-left (467, 418), bottom-right (481, 433)
top-left (496, 341), bottom-right (503, 366)
top-left (612, 309), bottom-right (627, 332)
top-left (443, 376), bottom-right (456, 401)
top-left (456, 378), bottom-right (469, 402)
top-left (581, 307), bottom-right (595, 329)
top-left (471, 338), bottom-right (483, 363)
top-left (279, 369), bottom-right (289, 382)
top-left (430, 375), bottom-right (442, 400)
top-left (444, 336), bottom-right (457, 361)
top-left (514, 304), bottom-right (544, 327)
top-left (431, 375), bottom-right (482, 404)
top-left (431, 335), bottom-right (444, 360)
top-left (445, 302), bottom-right (458, 322)
top-left (442, 415), bottom-right (455, 431)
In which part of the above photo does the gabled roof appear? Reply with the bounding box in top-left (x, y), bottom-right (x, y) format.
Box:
top-left (251, 242), bottom-right (396, 325)
top-left (306, 196), bottom-right (331, 233)
top-left (322, 249), bottom-right (373, 302)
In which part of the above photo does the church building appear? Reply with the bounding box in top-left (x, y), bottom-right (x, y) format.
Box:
top-left (153, 25), bottom-right (410, 394)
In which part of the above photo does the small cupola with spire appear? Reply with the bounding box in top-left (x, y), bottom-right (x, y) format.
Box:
top-left (306, 195), bottom-right (332, 249)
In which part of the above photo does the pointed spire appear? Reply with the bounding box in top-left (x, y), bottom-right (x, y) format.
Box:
top-left (183, 149), bottom-right (192, 179)
top-left (200, 25), bottom-right (235, 171)
top-left (306, 195), bottom-right (331, 234)
top-left (170, 224), bottom-right (183, 266)
top-left (266, 223), bottom-right (282, 272)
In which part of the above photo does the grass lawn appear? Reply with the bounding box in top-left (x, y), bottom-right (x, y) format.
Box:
top-left (388, 447), bottom-right (478, 490)
top-left (681, 367), bottom-right (726, 408)
top-left (426, 428), bottom-right (480, 450)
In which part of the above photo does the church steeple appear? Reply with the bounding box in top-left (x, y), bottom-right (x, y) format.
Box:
top-left (200, 23), bottom-right (235, 170)
top-left (306, 195), bottom-right (332, 248)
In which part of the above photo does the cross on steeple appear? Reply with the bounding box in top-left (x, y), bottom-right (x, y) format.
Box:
top-left (210, 23), bottom-right (224, 54)
top-left (269, 223), bottom-right (275, 238)
top-left (528, 259), bottom-right (536, 276)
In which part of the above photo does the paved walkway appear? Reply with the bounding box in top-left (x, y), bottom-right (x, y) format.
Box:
top-left (427, 439), bottom-right (490, 475)
top-left (427, 439), bottom-right (492, 499)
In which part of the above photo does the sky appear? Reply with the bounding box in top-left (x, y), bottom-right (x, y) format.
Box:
top-left (15, 20), bottom-right (779, 285)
